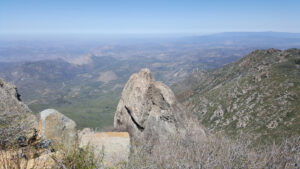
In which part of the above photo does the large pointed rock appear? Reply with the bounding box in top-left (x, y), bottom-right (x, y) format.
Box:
top-left (39, 109), bottom-right (77, 147)
top-left (114, 69), bottom-right (205, 153)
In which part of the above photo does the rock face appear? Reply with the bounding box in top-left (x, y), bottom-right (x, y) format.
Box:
top-left (78, 128), bottom-right (130, 164)
top-left (114, 69), bottom-right (206, 153)
top-left (0, 78), bottom-right (37, 147)
top-left (0, 79), bottom-right (64, 168)
top-left (39, 109), bottom-right (77, 147)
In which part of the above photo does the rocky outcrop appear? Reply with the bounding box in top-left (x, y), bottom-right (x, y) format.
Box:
top-left (114, 69), bottom-right (206, 153)
top-left (0, 78), bottom-right (58, 168)
top-left (39, 109), bottom-right (77, 148)
top-left (0, 78), bottom-right (37, 148)
top-left (78, 128), bottom-right (130, 164)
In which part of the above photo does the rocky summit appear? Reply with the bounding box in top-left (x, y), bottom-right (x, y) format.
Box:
top-left (114, 68), bottom-right (206, 154)
top-left (0, 48), bottom-right (299, 168)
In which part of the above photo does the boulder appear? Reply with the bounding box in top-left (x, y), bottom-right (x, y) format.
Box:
top-left (39, 109), bottom-right (77, 148)
top-left (78, 128), bottom-right (130, 165)
top-left (114, 69), bottom-right (206, 154)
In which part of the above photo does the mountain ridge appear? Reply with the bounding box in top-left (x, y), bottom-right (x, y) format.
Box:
top-left (174, 48), bottom-right (300, 143)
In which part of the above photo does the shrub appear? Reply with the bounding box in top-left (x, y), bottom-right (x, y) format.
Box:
top-left (122, 134), bottom-right (300, 169)
top-left (52, 143), bottom-right (105, 169)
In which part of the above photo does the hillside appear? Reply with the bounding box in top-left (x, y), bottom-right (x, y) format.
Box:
top-left (174, 48), bottom-right (300, 143)
top-left (0, 47), bottom-right (249, 129)
top-left (1, 70), bottom-right (298, 168)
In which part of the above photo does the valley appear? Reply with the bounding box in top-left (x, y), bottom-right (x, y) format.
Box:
top-left (1, 32), bottom-right (300, 130)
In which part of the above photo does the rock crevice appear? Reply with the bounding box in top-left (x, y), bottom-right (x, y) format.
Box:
top-left (124, 106), bottom-right (145, 131)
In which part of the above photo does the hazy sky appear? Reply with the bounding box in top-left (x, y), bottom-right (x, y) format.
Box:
top-left (0, 0), bottom-right (299, 35)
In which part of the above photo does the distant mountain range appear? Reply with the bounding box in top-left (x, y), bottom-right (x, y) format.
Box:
top-left (181, 32), bottom-right (300, 48)
top-left (1, 32), bottom-right (300, 62)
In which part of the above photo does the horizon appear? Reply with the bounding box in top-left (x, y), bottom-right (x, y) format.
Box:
top-left (2, 31), bottom-right (300, 41)
top-left (1, 0), bottom-right (300, 36)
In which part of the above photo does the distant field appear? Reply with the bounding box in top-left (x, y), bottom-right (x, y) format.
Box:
top-left (30, 88), bottom-right (122, 129)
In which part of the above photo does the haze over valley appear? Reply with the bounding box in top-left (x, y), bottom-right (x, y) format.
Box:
top-left (1, 32), bottom-right (299, 129)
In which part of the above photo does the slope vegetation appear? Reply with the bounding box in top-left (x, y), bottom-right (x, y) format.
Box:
top-left (174, 48), bottom-right (300, 143)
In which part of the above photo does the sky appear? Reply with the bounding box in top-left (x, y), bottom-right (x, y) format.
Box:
top-left (0, 0), bottom-right (300, 35)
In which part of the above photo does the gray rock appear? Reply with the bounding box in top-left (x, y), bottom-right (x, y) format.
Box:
top-left (0, 78), bottom-right (38, 148)
top-left (38, 109), bottom-right (77, 148)
top-left (114, 69), bottom-right (206, 154)
top-left (39, 139), bottom-right (52, 149)
top-left (17, 136), bottom-right (28, 147)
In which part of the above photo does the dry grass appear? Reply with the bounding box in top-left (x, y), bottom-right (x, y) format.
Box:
top-left (51, 143), bottom-right (105, 169)
top-left (1, 132), bottom-right (298, 168)
top-left (122, 134), bottom-right (300, 169)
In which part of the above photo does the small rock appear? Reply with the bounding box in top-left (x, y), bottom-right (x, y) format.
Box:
top-left (39, 140), bottom-right (52, 149)
top-left (267, 120), bottom-right (278, 129)
top-left (17, 136), bottom-right (27, 147)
